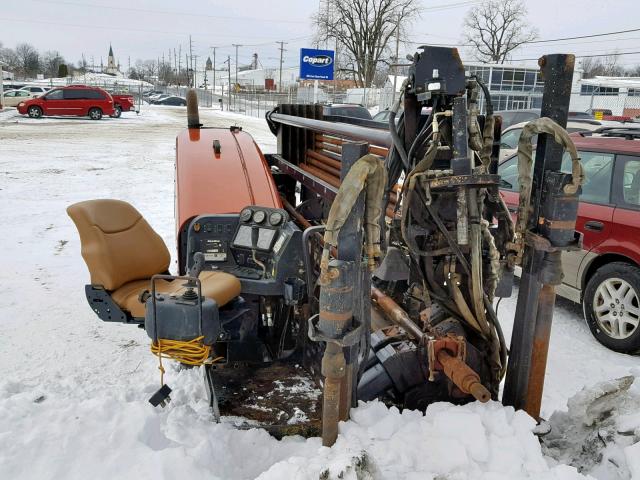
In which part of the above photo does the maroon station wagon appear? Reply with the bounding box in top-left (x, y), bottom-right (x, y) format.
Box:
top-left (499, 128), bottom-right (640, 353)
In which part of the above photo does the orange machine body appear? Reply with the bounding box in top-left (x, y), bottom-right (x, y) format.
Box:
top-left (175, 127), bottom-right (282, 235)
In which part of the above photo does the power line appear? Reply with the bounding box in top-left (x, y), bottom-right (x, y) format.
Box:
top-left (526, 28), bottom-right (640, 44)
top-left (409, 27), bottom-right (640, 48)
top-left (512, 51), bottom-right (640, 62)
top-left (0, 15), bottom-right (311, 44)
top-left (29, 0), bottom-right (310, 24)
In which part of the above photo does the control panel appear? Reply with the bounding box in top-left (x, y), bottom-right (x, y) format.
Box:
top-left (185, 206), bottom-right (305, 297)
top-left (233, 206), bottom-right (288, 252)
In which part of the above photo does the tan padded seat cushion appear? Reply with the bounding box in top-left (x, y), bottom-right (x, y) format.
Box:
top-left (111, 271), bottom-right (242, 318)
top-left (67, 199), bottom-right (171, 291)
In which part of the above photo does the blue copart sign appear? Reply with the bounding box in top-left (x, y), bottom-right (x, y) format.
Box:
top-left (300, 48), bottom-right (335, 80)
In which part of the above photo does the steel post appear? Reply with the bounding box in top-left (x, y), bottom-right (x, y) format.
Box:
top-left (502, 54), bottom-right (576, 416)
top-left (337, 142), bottom-right (369, 420)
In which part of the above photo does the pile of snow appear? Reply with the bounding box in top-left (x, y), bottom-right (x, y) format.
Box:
top-left (543, 374), bottom-right (640, 479)
top-left (0, 364), bottom-right (588, 480)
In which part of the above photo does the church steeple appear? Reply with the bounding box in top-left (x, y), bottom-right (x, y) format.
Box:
top-left (106, 44), bottom-right (118, 74)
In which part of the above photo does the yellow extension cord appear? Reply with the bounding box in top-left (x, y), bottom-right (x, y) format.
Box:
top-left (150, 336), bottom-right (223, 386)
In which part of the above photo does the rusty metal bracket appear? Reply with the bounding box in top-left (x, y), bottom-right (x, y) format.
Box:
top-left (308, 313), bottom-right (364, 348)
top-left (426, 334), bottom-right (466, 382)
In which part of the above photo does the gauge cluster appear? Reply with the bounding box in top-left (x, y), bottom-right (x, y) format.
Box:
top-left (240, 207), bottom-right (286, 227)
top-left (233, 206), bottom-right (289, 252)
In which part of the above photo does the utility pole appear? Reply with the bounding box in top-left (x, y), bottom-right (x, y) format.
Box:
top-left (277, 41), bottom-right (287, 93)
top-left (232, 44), bottom-right (241, 86)
top-left (193, 55), bottom-right (199, 89)
top-left (225, 55), bottom-right (232, 111)
top-left (391, 14), bottom-right (401, 105)
top-left (189, 35), bottom-right (194, 86)
top-left (178, 45), bottom-right (182, 85)
top-left (186, 54), bottom-right (190, 86)
top-left (210, 46), bottom-right (217, 94)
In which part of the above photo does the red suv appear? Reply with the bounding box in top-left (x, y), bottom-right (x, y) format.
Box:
top-left (499, 127), bottom-right (640, 353)
top-left (17, 85), bottom-right (115, 120)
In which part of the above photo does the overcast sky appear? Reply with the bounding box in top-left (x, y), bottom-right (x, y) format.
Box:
top-left (1, 0), bottom-right (640, 71)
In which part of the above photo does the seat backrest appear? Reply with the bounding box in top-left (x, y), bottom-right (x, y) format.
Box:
top-left (67, 199), bottom-right (170, 291)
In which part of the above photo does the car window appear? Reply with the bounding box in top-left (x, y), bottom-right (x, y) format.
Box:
top-left (500, 128), bottom-right (522, 150)
top-left (331, 107), bottom-right (372, 120)
top-left (498, 156), bottom-right (520, 191)
top-left (622, 159), bottom-right (640, 206)
top-left (64, 89), bottom-right (88, 100)
top-left (4, 91), bottom-right (16, 97)
top-left (561, 151), bottom-right (614, 204)
top-left (87, 90), bottom-right (105, 99)
top-left (45, 89), bottom-right (64, 100)
top-left (18, 91), bottom-right (30, 97)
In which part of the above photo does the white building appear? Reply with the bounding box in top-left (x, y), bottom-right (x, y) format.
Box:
top-left (570, 76), bottom-right (640, 117)
top-left (209, 66), bottom-right (299, 90)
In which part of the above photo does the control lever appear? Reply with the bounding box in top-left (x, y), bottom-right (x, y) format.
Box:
top-left (251, 226), bottom-right (267, 279)
top-left (189, 251), bottom-right (206, 278)
top-left (183, 252), bottom-right (205, 294)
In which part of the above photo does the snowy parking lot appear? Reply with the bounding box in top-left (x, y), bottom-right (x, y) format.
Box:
top-left (0, 106), bottom-right (639, 479)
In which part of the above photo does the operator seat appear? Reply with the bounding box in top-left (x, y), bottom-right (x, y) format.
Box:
top-left (67, 199), bottom-right (241, 319)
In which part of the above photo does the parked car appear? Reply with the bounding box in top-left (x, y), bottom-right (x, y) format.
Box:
top-left (148, 93), bottom-right (169, 103)
top-left (498, 119), bottom-right (605, 161)
top-left (19, 86), bottom-right (51, 97)
top-left (1, 89), bottom-right (33, 107)
top-left (148, 94), bottom-right (171, 104)
top-left (16, 85), bottom-right (115, 120)
top-left (498, 128), bottom-right (640, 353)
top-left (110, 94), bottom-right (136, 117)
top-left (143, 90), bottom-right (164, 98)
top-left (323, 104), bottom-right (372, 120)
top-left (152, 96), bottom-right (187, 106)
top-left (569, 111), bottom-right (594, 120)
top-left (496, 109), bottom-right (541, 130)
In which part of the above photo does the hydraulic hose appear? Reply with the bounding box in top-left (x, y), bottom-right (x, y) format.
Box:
top-left (388, 79), bottom-right (410, 170)
top-left (515, 117), bottom-right (584, 260)
top-left (319, 154), bottom-right (387, 283)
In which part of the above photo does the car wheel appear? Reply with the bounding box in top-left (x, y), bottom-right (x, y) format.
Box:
top-left (110, 106), bottom-right (122, 118)
top-left (88, 107), bottom-right (103, 120)
top-left (28, 106), bottom-right (43, 118)
top-left (584, 262), bottom-right (640, 353)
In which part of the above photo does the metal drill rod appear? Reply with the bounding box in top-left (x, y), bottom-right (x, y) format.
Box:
top-left (502, 54), bottom-right (576, 415)
top-left (269, 112), bottom-right (392, 148)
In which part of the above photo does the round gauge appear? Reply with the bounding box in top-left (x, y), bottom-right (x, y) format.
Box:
top-left (252, 210), bottom-right (266, 224)
top-left (269, 212), bottom-right (283, 226)
top-left (240, 208), bottom-right (253, 223)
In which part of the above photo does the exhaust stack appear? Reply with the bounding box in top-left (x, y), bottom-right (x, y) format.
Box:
top-left (187, 89), bottom-right (201, 129)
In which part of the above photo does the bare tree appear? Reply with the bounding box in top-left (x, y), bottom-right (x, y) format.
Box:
top-left (0, 44), bottom-right (20, 73)
top-left (15, 43), bottom-right (40, 78)
top-left (314, 0), bottom-right (419, 88)
top-left (463, 0), bottom-right (538, 63)
top-left (581, 54), bottom-right (624, 78)
top-left (42, 50), bottom-right (65, 78)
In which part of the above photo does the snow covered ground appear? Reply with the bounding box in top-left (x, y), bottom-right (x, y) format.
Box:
top-left (0, 106), bottom-right (638, 479)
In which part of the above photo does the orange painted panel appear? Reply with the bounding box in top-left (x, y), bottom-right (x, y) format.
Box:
top-left (175, 128), bottom-right (281, 234)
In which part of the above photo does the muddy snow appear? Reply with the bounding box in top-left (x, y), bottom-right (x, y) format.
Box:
top-left (0, 106), bottom-right (638, 479)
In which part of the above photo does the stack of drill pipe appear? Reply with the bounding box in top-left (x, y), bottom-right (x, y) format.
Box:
top-left (314, 133), bottom-right (389, 158)
top-left (302, 134), bottom-right (400, 218)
